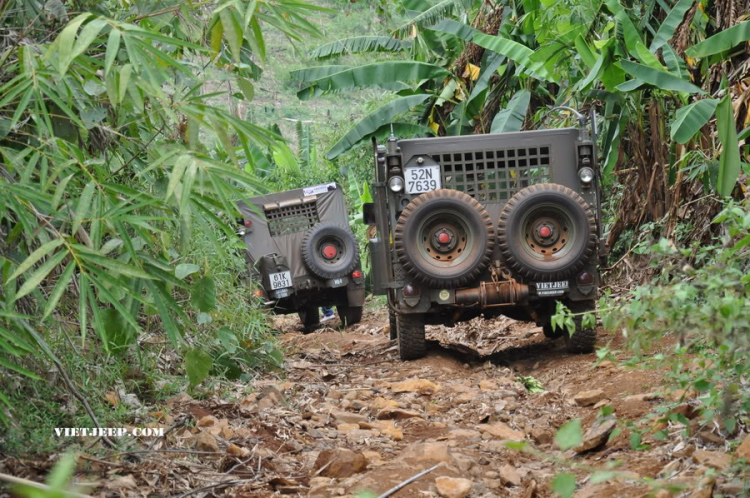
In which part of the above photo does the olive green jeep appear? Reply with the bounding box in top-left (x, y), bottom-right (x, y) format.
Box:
top-left (238, 183), bottom-right (365, 332)
top-left (363, 110), bottom-right (604, 360)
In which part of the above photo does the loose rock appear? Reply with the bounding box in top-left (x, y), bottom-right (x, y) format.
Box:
top-left (498, 464), bottom-right (521, 486)
top-left (575, 417), bottom-right (617, 453)
top-left (574, 389), bottom-right (606, 406)
top-left (479, 422), bottom-right (525, 440)
top-left (391, 378), bottom-right (441, 395)
top-left (692, 449), bottom-right (732, 470)
top-left (400, 441), bottom-right (452, 463)
top-left (435, 476), bottom-right (472, 498)
top-left (192, 431), bottom-right (219, 452)
top-left (313, 448), bottom-right (367, 478)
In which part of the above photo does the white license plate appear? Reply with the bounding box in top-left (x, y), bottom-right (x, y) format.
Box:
top-left (405, 165), bottom-right (441, 194)
top-left (536, 281), bottom-right (569, 296)
top-left (269, 271), bottom-right (292, 290)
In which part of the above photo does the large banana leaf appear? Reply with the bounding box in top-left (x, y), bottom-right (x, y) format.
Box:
top-left (619, 60), bottom-right (704, 93)
top-left (327, 94), bottom-right (433, 159)
top-left (686, 21), bottom-right (750, 58)
top-left (490, 90), bottom-right (530, 133)
top-left (309, 36), bottom-right (412, 60)
top-left (472, 34), bottom-right (549, 80)
top-left (428, 19), bottom-right (481, 42)
top-left (716, 95), bottom-right (741, 197)
top-left (670, 99), bottom-right (718, 144)
top-left (290, 65), bottom-right (351, 83)
top-left (649, 0), bottom-right (694, 51)
top-left (393, 0), bottom-right (463, 38)
top-left (296, 61), bottom-right (450, 100)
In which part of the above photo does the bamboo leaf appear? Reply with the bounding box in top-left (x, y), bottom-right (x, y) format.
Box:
top-left (15, 250), bottom-right (68, 301)
top-left (42, 261), bottom-right (75, 320)
top-left (686, 20), bottom-right (750, 58)
top-left (71, 18), bottom-right (106, 62)
top-left (0, 356), bottom-right (41, 379)
top-left (327, 94), bottom-right (432, 159)
top-left (219, 8), bottom-right (242, 63)
top-left (650, 0), bottom-right (694, 51)
top-left (105, 28), bottom-right (121, 76)
top-left (167, 155), bottom-right (191, 201)
top-left (72, 181), bottom-right (95, 235)
top-left (619, 60), bottom-right (703, 93)
top-left (118, 64), bottom-right (132, 104)
top-left (670, 99), bottom-right (718, 143)
top-left (716, 95), bottom-right (741, 197)
top-left (491, 90), bottom-right (531, 133)
top-left (8, 239), bottom-right (64, 281)
top-left (57, 13), bottom-right (92, 74)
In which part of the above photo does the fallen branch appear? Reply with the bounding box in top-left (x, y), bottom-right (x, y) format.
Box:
top-left (376, 464), bottom-right (441, 498)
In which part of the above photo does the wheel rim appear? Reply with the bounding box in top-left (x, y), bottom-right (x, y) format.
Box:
top-left (519, 202), bottom-right (578, 263)
top-left (414, 209), bottom-right (473, 268)
top-left (317, 236), bottom-right (345, 266)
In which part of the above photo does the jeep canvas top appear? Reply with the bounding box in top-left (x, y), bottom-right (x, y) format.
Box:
top-left (364, 110), bottom-right (603, 359)
top-left (238, 182), bottom-right (365, 331)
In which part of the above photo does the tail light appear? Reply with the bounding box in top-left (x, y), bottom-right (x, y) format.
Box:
top-left (253, 289), bottom-right (264, 297)
top-left (403, 284), bottom-right (420, 297)
top-left (244, 220), bottom-right (252, 227)
top-left (352, 270), bottom-right (363, 279)
top-left (577, 272), bottom-right (593, 285)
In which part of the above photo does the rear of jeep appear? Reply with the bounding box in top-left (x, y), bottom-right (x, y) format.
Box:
top-left (364, 116), bottom-right (603, 360)
top-left (238, 183), bottom-right (365, 331)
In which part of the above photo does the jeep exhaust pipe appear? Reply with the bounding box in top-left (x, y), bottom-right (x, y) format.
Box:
top-left (454, 281), bottom-right (529, 308)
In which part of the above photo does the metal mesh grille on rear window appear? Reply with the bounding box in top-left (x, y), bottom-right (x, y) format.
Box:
top-left (432, 146), bottom-right (551, 201)
top-left (265, 202), bottom-right (319, 236)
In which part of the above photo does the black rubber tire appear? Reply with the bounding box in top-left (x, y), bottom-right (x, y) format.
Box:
top-left (394, 189), bottom-right (495, 289)
top-left (397, 313), bottom-right (426, 360)
top-left (298, 306), bottom-right (320, 334)
top-left (337, 305), bottom-right (362, 327)
top-left (542, 321), bottom-right (565, 339)
top-left (301, 222), bottom-right (359, 280)
top-left (564, 300), bottom-right (597, 353)
top-left (388, 308), bottom-right (397, 341)
top-left (498, 184), bottom-right (597, 281)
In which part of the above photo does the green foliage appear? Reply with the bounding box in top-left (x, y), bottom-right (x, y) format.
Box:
top-left (185, 348), bottom-right (213, 389)
top-left (490, 90), bottom-right (530, 133)
top-left (686, 20), bottom-right (750, 58)
top-left (554, 419), bottom-right (583, 450)
top-left (716, 94), bottom-right (742, 197)
top-left (517, 375), bottom-right (544, 393)
top-left (670, 99), bottom-right (719, 144)
top-left (602, 201), bottom-right (750, 421)
top-left (310, 36), bottom-right (412, 60)
top-left (15, 452), bottom-right (80, 498)
top-left (0, 0), bottom-right (322, 426)
top-left (550, 472), bottom-right (576, 498)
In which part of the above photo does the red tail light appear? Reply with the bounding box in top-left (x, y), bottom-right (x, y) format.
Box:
top-left (352, 270), bottom-right (363, 279)
top-left (244, 220), bottom-right (252, 227)
top-left (577, 272), bottom-right (593, 285)
top-left (253, 289), bottom-right (264, 297)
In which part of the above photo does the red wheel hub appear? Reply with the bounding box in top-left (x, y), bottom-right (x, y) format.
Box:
top-left (322, 244), bottom-right (338, 260)
top-left (538, 225), bottom-right (552, 238)
top-left (438, 232), bottom-right (451, 244)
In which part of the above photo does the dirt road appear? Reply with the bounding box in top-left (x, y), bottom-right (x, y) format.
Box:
top-left (5, 306), bottom-right (746, 497)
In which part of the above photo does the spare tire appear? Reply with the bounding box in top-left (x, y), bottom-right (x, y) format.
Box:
top-left (497, 184), bottom-right (597, 281)
top-left (394, 189), bottom-right (495, 289)
top-left (301, 222), bottom-right (359, 280)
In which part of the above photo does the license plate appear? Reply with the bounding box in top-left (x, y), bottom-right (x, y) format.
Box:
top-left (405, 165), bottom-right (441, 194)
top-left (269, 271), bottom-right (292, 290)
top-left (535, 281), bottom-right (569, 296)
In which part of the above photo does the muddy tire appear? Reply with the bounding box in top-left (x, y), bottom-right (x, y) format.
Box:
top-left (397, 313), bottom-right (426, 360)
top-left (337, 305), bottom-right (362, 327)
top-left (298, 306), bottom-right (320, 334)
top-left (498, 184), bottom-right (597, 280)
top-left (301, 222), bottom-right (359, 280)
top-left (388, 308), bottom-right (397, 341)
top-left (564, 300), bottom-right (597, 353)
top-left (394, 189), bottom-right (495, 289)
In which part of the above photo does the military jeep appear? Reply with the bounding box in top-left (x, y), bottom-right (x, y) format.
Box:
top-left (238, 183), bottom-right (365, 331)
top-left (364, 111), bottom-right (603, 360)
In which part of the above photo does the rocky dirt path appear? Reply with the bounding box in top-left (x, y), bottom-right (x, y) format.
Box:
top-left (5, 307), bottom-right (747, 497)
